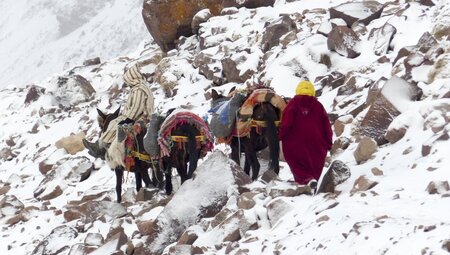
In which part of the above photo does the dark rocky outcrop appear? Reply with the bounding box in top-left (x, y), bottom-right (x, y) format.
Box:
top-left (329, 1), bottom-right (384, 27)
top-left (317, 160), bottom-right (351, 193)
top-left (327, 26), bottom-right (361, 58)
top-left (260, 15), bottom-right (297, 52)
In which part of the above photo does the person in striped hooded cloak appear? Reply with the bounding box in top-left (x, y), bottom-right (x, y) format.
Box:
top-left (83, 64), bottom-right (155, 159)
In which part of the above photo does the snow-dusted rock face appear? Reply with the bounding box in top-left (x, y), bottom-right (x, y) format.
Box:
top-left (139, 151), bottom-right (251, 254)
top-left (53, 75), bottom-right (96, 108)
top-left (327, 26), bottom-right (361, 58)
top-left (317, 160), bottom-right (351, 193)
top-left (31, 225), bottom-right (78, 255)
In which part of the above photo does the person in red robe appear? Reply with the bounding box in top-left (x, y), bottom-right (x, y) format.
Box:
top-left (279, 81), bottom-right (333, 188)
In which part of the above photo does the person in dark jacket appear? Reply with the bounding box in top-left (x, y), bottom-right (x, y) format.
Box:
top-left (279, 81), bottom-right (333, 189)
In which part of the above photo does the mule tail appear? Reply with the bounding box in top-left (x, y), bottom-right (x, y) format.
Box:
top-left (265, 104), bottom-right (280, 175)
top-left (186, 124), bottom-right (199, 179)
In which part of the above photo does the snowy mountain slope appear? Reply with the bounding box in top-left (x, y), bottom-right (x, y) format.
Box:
top-left (0, 0), bottom-right (449, 254)
top-left (0, 0), bottom-right (149, 88)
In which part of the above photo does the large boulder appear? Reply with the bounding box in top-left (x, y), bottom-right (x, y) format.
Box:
top-left (327, 26), bottom-right (361, 58)
top-left (63, 201), bottom-right (127, 223)
top-left (353, 136), bottom-right (378, 164)
top-left (24, 85), bottom-right (46, 105)
top-left (143, 0), bottom-right (277, 52)
top-left (260, 15), bottom-right (297, 52)
top-left (359, 76), bottom-right (418, 141)
top-left (139, 151), bottom-right (251, 255)
top-left (222, 50), bottom-right (260, 83)
top-left (192, 9), bottom-right (212, 34)
top-left (329, 1), bottom-right (384, 27)
top-left (193, 51), bottom-right (225, 86)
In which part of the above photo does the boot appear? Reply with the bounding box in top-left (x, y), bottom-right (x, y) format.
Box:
top-left (82, 139), bottom-right (106, 160)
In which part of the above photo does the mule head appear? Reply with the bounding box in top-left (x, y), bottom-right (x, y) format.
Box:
top-left (97, 107), bottom-right (121, 133)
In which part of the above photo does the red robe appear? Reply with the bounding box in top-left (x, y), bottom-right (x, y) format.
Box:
top-left (279, 95), bottom-right (333, 185)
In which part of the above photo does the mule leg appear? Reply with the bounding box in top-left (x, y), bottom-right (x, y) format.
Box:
top-left (266, 135), bottom-right (280, 175)
top-left (244, 157), bottom-right (251, 176)
top-left (139, 161), bottom-right (152, 188)
top-left (230, 138), bottom-right (241, 166)
top-left (115, 167), bottom-right (124, 203)
top-left (135, 171), bottom-right (142, 192)
top-left (176, 149), bottom-right (188, 184)
top-left (245, 137), bottom-right (260, 180)
top-left (164, 162), bottom-right (173, 195)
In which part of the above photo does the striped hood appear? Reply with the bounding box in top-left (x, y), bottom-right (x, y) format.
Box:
top-left (123, 64), bottom-right (145, 86)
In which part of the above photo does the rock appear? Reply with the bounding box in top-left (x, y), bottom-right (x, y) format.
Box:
top-left (64, 201), bottom-right (127, 223)
top-left (83, 57), bottom-right (101, 66)
top-left (267, 198), bottom-right (293, 227)
top-left (38, 161), bottom-right (53, 175)
top-left (54, 75), bottom-right (95, 108)
top-left (333, 115), bottom-right (353, 137)
top-left (89, 232), bottom-right (128, 255)
top-left (68, 244), bottom-right (97, 255)
top-left (366, 77), bottom-right (387, 106)
top-left (371, 167), bottom-right (384, 176)
top-left (40, 185), bottom-right (64, 200)
top-left (0, 185), bottom-right (10, 196)
top-left (140, 151), bottom-right (251, 254)
top-left (142, 0), bottom-right (223, 52)
top-left (237, 192), bottom-right (257, 210)
top-left (327, 26), bottom-right (361, 58)
top-left (24, 85), bottom-right (45, 104)
top-left (261, 169), bottom-right (280, 183)
top-left (193, 51), bottom-right (225, 86)
top-left (443, 239), bottom-right (450, 252)
top-left (351, 175), bottom-right (378, 193)
top-left (393, 46), bottom-right (414, 65)
top-left (279, 30), bottom-right (298, 49)
top-left (317, 18), bottom-right (347, 36)
top-left (211, 208), bottom-right (234, 228)
top-left (416, 32), bottom-right (437, 53)
top-left (314, 71), bottom-right (346, 90)
top-left (329, 1), bottom-right (384, 26)
top-left (31, 225), bottom-right (78, 255)
top-left (178, 228), bottom-right (199, 245)
top-left (426, 181), bottom-right (450, 195)
top-left (222, 50), bottom-right (258, 83)
top-left (260, 15), bottom-right (297, 52)
top-left (317, 160), bottom-right (351, 193)
top-left (34, 157), bottom-right (94, 200)
top-left (56, 131), bottom-right (86, 155)
top-left (385, 126), bottom-right (407, 144)
top-left (137, 220), bottom-right (157, 236)
top-left (136, 188), bottom-right (159, 202)
top-left (330, 136), bottom-right (351, 155)
top-left (221, 7), bottom-right (239, 16)
top-left (316, 215), bottom-right (330, 223)
top-left (353, 136), bottom-right (378, 164)
top-left (268, 183), bottom-right (312, 198)
top-left (0, 195), bottom-right (24, 218)
top-left (154, 57), bottom-right (185, 97)
top-left (360, 76), bottom-right (418, 141)
top-left (223, 0), bottom-right (275, 9)
top-left (167, 245), bottom-right (203, 255)
top-left (85, 233), bottom-right (104, 246)
top-left (368, 22), bottom-right (397, 55)
top-left (192, 9), bottom-right (212, 34)
top-left (428, 53), bottom-right (450, 84)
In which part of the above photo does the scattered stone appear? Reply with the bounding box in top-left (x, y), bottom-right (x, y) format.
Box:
top-left (327, 26), bottom-right (361, 58)
top-left (353, 136), bottom-right (378, 164)
top-left (352, 175), bottom-right (378, 193)
top-left (442, 239), bottom-right (450, 252)
top-left (192, 9), bottom-right (212, 35)
top-left (222, 51), bottom-right (258, 83)
top-left (83, 57), bottom-right (101, 66)
top-left (25, 85), bottom-right (45, 105)
top-left (329, 1), bottom-right (384, 26)
top-left (416, 32), bottom-right (437, 53)
top-left (316, 215), bottom-right (330, 223)
top-left (0, 185), bottom-right (11, 196)
top-left (237, 192), bottom-right (257, 210)
top-left (268, 183), bottom-right (312, 198)
top-left (330, 137), bottom-right (351, 155)
top-left (90, 231), bottom-right (128, 255)
top-left (267, 198), bottom-right (293, 227)
top-left (385, 126), bottom-right (407, 144)
top-left (371, 167), bottom-right (384, 176)
top-left (31, 225), bottom-right (78, 255)
top-left (178, 228), bottom-right (199, 245)
top-left (85, 233), bottom-right (104, 247)
top-left (136, 188), bottom-right (159, 202)
top-left (261, 169), bottom-right (280, 183)
top-left (55, 131), bottom-right (86, 155)
top-left (314, 71), bottom-right (346, 90)
top-left (317, 160), bottom-right (351, 193)
top-left (426, 181), bottom-right (450, 195)
top-left (260, 15), bottom-right (297, 52)
top-left (368, 22), bottom-right (397, 55)
top-left (54, 75), bottom-right (95, 108)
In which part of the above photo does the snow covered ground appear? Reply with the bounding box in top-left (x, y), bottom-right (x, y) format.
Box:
top-left (0, 0), bottom-right (449, 254)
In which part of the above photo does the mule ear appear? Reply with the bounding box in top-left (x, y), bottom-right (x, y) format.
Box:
top-left (97, 108), bottom-right (106, 120)
top-left (113, 107), bottom-right (121, 118)
top-left (211, 89), bottom-right (219, 100)
top-left (229, 86), bottom-right (236, 94)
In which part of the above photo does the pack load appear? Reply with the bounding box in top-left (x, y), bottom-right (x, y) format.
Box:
top-left (143, 113), bottom-right (165, 158)
top-left (209, 91), bottom-right (246, 138)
